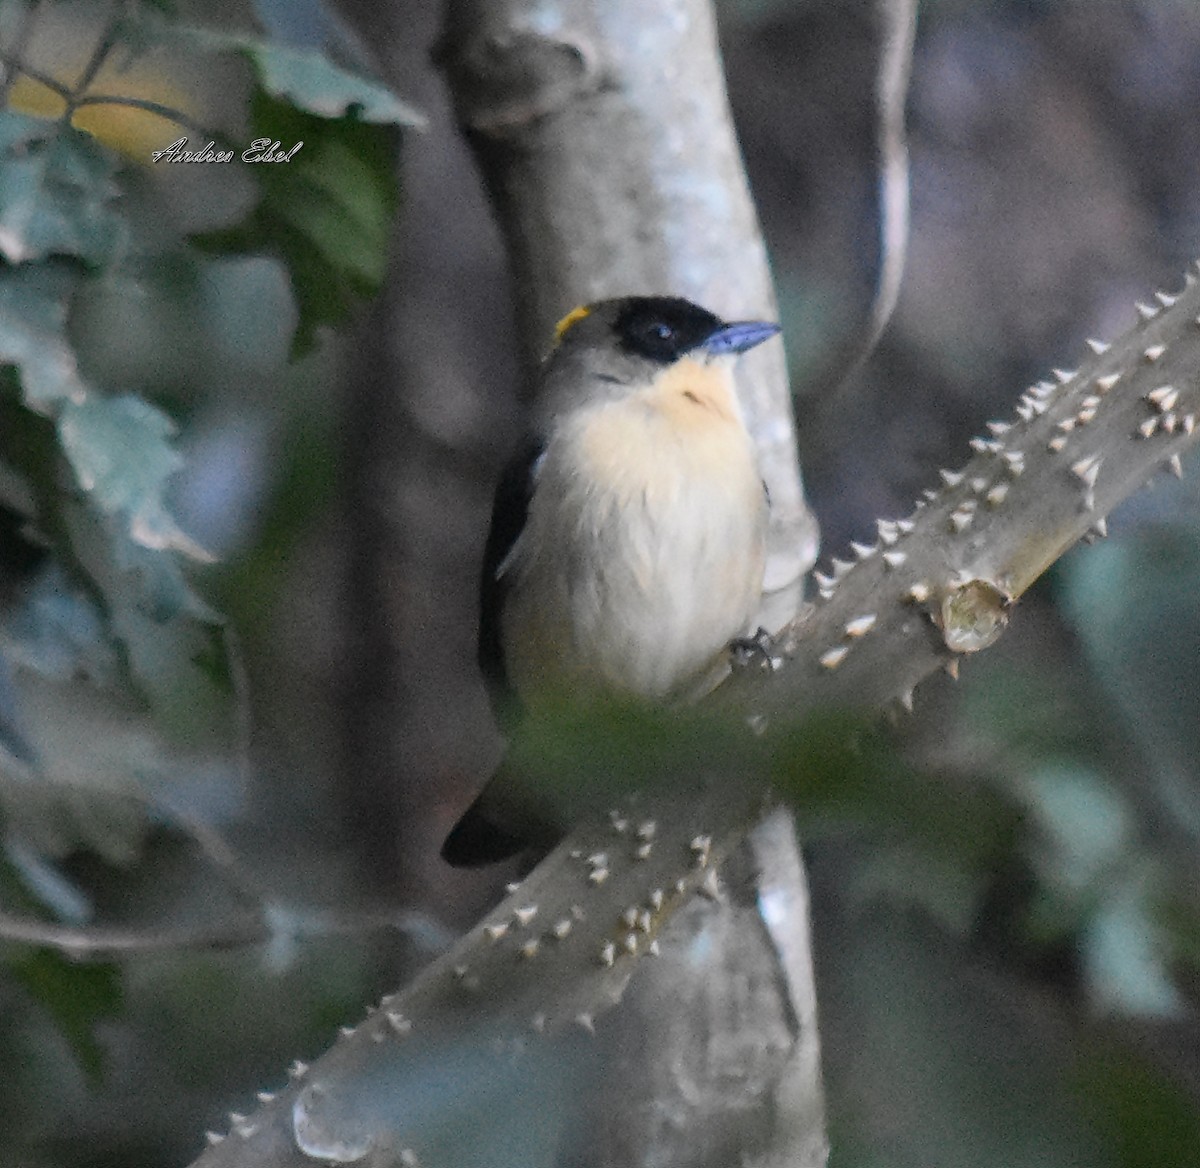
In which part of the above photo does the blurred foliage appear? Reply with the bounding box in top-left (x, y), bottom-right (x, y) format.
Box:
top-left (0, 0), bottom-right (417, 1161)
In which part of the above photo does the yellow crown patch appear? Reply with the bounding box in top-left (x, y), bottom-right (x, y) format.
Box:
top-left (553, 304), bottom-right (592, 341)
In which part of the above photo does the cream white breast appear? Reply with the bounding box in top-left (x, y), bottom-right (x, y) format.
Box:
top-left (501, 356), bottom-right (767, 706)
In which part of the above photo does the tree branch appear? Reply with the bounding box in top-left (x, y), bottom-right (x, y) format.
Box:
top-left (183, 265), bottom-right (1200, 1167)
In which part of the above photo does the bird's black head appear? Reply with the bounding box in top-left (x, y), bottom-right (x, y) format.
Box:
top-left (611, 296), bottom-right (725, 363)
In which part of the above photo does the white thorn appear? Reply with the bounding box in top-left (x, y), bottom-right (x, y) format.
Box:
top-left (906, 581), bottom-right (932, 603)
top-left (1077, 406), bottom-right (1097, 425)
top-left (1095, 372), bottom-right (1121, 392)
top-left (897, 519), bottom-right (915, 534)
top-left (1138, 416), bottom-right (1159, 439)
top-left (812, 570), bottom-right (834, 590)
top-left (1071, 455), bottom-right (1102, 487)
top-left (987, 420), bottom-right (1011, 436)
top-left (939, 469), bottom-right (964, 487)
top-left (1146, 385), bottom-right (1179, 412)
top-left (1163, 412), bottom-right (1178, 434)
top-left (831, 557), bottom-right (854, 577)
top-left (1091, 517), bottom-right (1108, 539)
top-left (850, 540), bottom-right (876, 560)
top-left (1169, 453), bottom-right (1184, 478)
top-left (986, 482), bottom-right (1010, 506)
top-left (599, 942), bottom-right (616, 967)
top-left (484, 923), bottom-right (508, 942)
top-left (514, 904), bottom-right (538, 926)
top-left (1048, 435), bottom-right (1068, 453)
top-left (256, 1091), bottom-right (276, 1103)
top-left (882, 549), bottom-right (907, 569)
top-left (205, 1132), bottom-right (225, 1146)
top-left (1184, 415), bottom-right (1196, 435)
top-left (1155, 290), bottom-right (1177, 307)
top-left (1136, 301), bottom-right (1159, 320)
top-left (950, 509), bottom-right (973, 533)
top-left (944, 657), bottom-right (961, 680)
top-left (1144, 343), bottom-right (1166, 362)
top-left (1053, 368), bottom-right (1077, 384)
top-left (899, 689), bottom-right (914, 713)
top-left (819, 645), bottom-right (850, 670)
top-left (845, 614), bottom-right (877, 638)
top-left (1085, 338), bottom-right (1109, 355)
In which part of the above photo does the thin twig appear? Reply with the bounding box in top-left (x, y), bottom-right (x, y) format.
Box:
top-left (66, 0), bottom-right (124, 110)
top-left (829, 0), bottom-right (919, 394)
top-left (0, 50), bottom-right (70, 104)
top-left (72, 92), bottom-right (215, 140)
top-left (0, 0), bottom-right (50, 108)
top-left (0, 903), bottom-right (451, 959)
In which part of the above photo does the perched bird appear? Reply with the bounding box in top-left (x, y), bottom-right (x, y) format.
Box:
top-left (442, 295), bottom-right (778, 866)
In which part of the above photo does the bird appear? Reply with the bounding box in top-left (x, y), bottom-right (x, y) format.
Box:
top-left (441, 295), bottom-right (778, 867)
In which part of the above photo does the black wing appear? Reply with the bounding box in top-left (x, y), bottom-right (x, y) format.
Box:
top-left (442, 438), bottom-right (547, 868)
top-left (477, 436), bottom-right (544, 728)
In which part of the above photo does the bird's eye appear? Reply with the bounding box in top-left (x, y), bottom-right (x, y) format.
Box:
top-left (652, 323), bottom-right (674, 341)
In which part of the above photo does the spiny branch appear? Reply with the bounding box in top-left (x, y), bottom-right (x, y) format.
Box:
top-left (187, 268), bottom-right (1200, 1167)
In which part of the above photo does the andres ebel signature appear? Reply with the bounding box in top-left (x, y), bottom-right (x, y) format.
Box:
top-left (151, 137), bottom-right (303, 164)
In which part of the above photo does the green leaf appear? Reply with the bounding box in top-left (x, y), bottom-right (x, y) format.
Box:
top-left (0, 261), bottom-right (90, 411)
top-left (8, 948), bottom-right (122, 1083)
top-left (57, 392), bottom-right (208, 559)
top-left (196, 91), bottom-right (400, 353)
top-left (3, 563), bottom-right (120, 686)
top-left (174, 29), bottom-right (425, 126)
top-left (60, 501), bottom-right (234, 744)
top-left (0, 113), bottom-right (123, 267)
